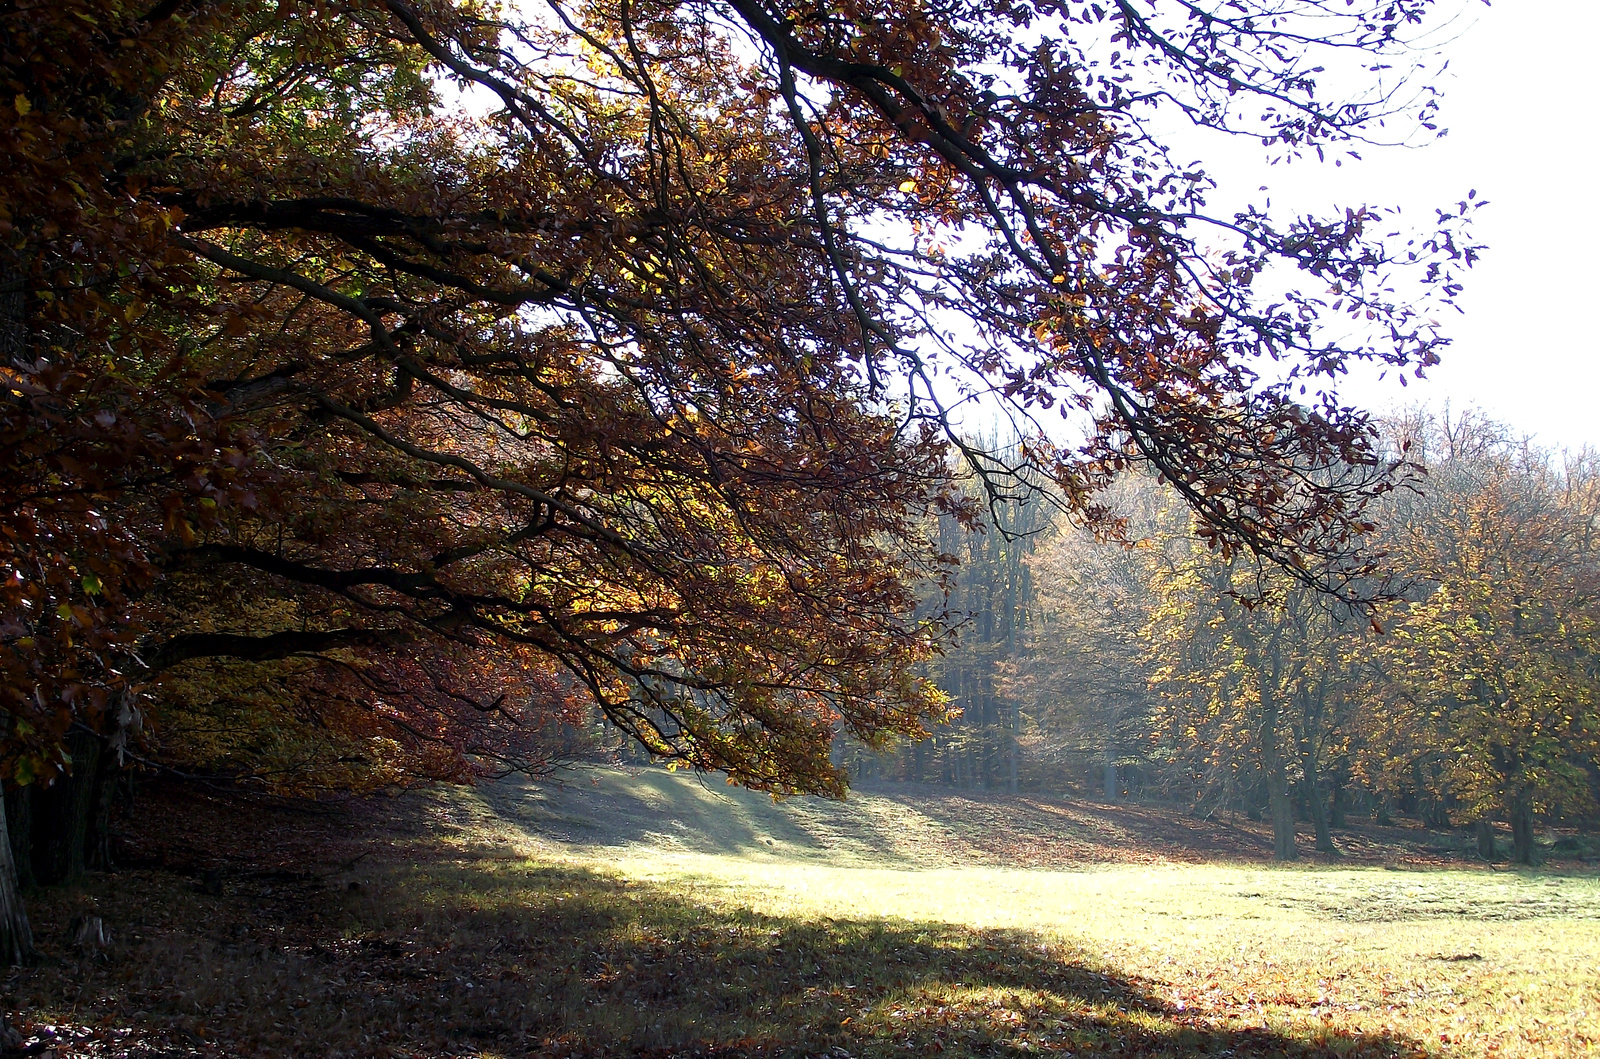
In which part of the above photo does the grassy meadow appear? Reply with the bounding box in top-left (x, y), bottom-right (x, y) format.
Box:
top-left (7, 768), bottom-right (1600, 1057)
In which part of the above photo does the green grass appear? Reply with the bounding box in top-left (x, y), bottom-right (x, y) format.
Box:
top-left (7, 769), bottom-right (1600, 1057)
top-left (450, 770), bottom-right (1600, 1057)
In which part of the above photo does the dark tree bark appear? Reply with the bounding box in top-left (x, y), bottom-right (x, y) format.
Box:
top-left (1289, 668), bottom-right (1338, 852)
top-left (2, 785), bottom-right (33, 892)
top-left (1511, 797), bottom-right (1537, 866)
top-left (0, 792), bottom-right (35, 966)
top-left (1263, 736), bottom-right (1298, 860)
top-left (1300, 751), bottom-right (1337, 854)
top-left (87, 748), bottom-right (119, 872)
top-left (1267, 764), bottom-right (1298, 861)
top-left (145, 626), bottom-right (408, 671)
top-left (0, 246), bottom-right (36, 961)
top-left (33, 731), bottom-right (103, 885)
top-left (1256, 662), bottom-right (1298, 861)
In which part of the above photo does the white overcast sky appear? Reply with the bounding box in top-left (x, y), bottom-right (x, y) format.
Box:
top-left (1191, 0), bottom-right (1600, 451)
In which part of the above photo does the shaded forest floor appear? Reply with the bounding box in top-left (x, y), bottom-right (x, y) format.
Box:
top-left (5, 769), bottom-right (1600, 1058)
top-left (486, 769), bottom-right (1600, 869)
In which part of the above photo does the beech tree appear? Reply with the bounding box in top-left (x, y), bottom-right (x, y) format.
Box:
top-left (1146, 539), bottom-right (1366, 859)
top-left (4, 0), bottom-right (1472, 958)
top-left (1365, 445), bottom-right (1600, 865)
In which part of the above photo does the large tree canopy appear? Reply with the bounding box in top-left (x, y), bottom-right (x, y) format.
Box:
top-left (1, 0), bottom-right (1472, 802)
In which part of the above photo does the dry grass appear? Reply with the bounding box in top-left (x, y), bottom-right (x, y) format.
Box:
top-left (473, 769), bottom-right (1553, 870)
top-left (5, 770), bottom-right (1599, 1058)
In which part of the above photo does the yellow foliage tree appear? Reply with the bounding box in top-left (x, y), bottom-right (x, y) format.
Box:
top-left (1372, 459), bottom-right (1600, 864)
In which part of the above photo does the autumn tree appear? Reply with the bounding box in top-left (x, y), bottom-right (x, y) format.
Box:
top-left (1146, 533), bottom-right (1370, 859)
top-left (4, 0), bottom-right (1473, 958)
top-left (1362, 434), bottom-right (1600, 864)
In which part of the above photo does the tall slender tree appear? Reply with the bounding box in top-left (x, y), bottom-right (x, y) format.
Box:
top-left (1000, 475), bottom-right (1168, 797)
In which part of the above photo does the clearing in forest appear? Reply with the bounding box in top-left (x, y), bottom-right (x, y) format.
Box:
top-left (6, 768), bottom-right (1599, 1059)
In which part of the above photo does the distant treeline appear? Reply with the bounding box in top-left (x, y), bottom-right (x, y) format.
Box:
top-left (840, 411), bottom-right (1600, 865)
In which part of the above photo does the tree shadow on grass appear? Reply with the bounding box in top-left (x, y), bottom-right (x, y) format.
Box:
top-left (10, 856), bottom-right (1430, 1059)
top-left (480, 770), bottom-right (912, 863)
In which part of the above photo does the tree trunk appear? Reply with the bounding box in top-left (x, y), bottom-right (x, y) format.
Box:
top-left (87, 744), bottom-right (119, 871)
top-left (0, 247), bottom-right (41, 954)
top-left (1267, 764), bottom-right (1298, 861)
top-left (1258, 691), bottom-right (1296, 859)
top-left (1510, 797), bottom-right (1537, 866)
top-left (1474, 817), bottom-right (1497, 860)
top-left (34, 730), bottom-right (103, 885)
top-left (1300, 751), bottom-right (1337, 853)
top-left (982, 678), bottom-right (996, 790)
top-left (0, 792), bottom-right (36, 966)
top-left (1007, 701), bottom-right (1018, 795)
top-left (3, 785), bottom-right (34, 892)
top-left (1103, 757), bottom-right (1119, 802)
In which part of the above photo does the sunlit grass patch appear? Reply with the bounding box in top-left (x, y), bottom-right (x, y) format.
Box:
top-left (6, 852), bottom-right (1437, 1058)
top-left (582, 852), bottom-right (1600, 1059)
top-left (334, 854), bottom-right (1451, 1058)
top-left (7, 772), bottom-right (1600, 1057)
top-left (476, 771), bottom-right (1600, 1059)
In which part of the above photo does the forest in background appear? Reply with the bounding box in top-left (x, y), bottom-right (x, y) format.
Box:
top-left (841, 409), bottom-right (1600, 867)
top-left (19, 404), bottom-right (1592, 907)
